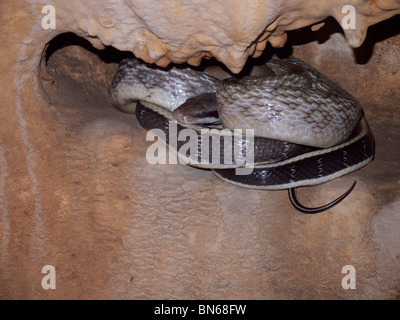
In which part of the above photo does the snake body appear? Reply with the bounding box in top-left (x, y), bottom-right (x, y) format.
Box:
top-left (110, 57), bottom-right (375, 213)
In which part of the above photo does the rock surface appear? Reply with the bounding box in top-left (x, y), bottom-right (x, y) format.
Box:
top-left (0, 0), bottom-right (399, 299)
top-left (32, 0), bottom-right (400, 72)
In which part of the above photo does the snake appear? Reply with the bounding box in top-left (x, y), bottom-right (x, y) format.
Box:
top-left (110, 57), bottom-right (375, 213)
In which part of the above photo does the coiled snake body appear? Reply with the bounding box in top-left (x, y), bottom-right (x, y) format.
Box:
top-left (110, 57), bottom-right (375, 213)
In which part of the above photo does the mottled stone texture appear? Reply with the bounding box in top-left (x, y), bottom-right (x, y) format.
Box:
top-left (27, 0), bottom-right (400, 72)
top-left (0, 0), bottom-right (399, 299)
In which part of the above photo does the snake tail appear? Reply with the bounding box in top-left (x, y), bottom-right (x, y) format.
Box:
top-left (288, 181), bottom-right (357, 214)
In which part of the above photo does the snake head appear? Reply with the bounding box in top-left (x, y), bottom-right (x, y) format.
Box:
top-left (173, 92), bottom-right (220, 125)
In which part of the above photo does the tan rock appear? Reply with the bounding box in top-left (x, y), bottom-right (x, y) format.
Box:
top-left (24, 0), bottom-right (400, 72)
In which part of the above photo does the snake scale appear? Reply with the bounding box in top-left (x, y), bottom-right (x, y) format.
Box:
top-left (110, 56), bottom-right (375, 213)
